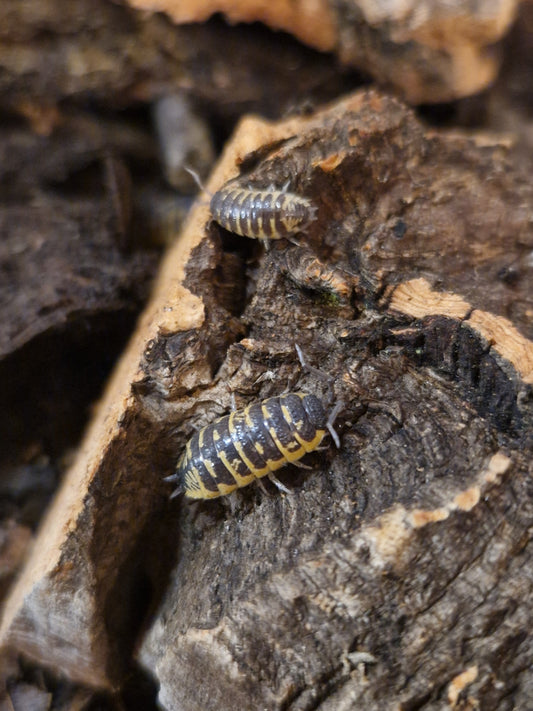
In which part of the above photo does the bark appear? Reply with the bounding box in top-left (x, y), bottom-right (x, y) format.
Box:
top-left (0, 0), bottom-right (355, 121)
top-left (0, 0), bottom-right (521, 115)
top-left (1, 90), bottom-right (531, 710)
top-left (0, 109), bottom-right (160, 517)
top-left (137, 90), bottom-right (533, 711)
top-left (127, 0), bottom-right (520, 102)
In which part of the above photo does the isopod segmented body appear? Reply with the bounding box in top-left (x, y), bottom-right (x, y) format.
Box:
top-left (210, 183), bottom-right (317, 240)
top-left (170, 392), bottom-right (337, 499)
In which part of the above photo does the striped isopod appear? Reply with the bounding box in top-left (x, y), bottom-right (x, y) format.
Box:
top-left (210, 182), bottom-right (318, 241)
top-left (167, 392), bottom-right (340, 500)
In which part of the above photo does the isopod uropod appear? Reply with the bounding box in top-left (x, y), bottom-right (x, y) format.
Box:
top-left (210, 182), bottom-right (317, 241)
top-left (167, 392), bottom-right (340, 500)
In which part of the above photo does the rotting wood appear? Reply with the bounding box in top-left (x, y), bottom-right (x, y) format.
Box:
top-left (1, 89), bottom-right (531, 709)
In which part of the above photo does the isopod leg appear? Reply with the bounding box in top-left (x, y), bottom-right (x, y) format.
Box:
top-left (295, 343), bottom-right (336, 405)
top-left (327, 401), bottom-right (342, 448)
top-left (169, 483), bottom-right (184, 499)
top-left (267, 472), bottom-right (291, 494)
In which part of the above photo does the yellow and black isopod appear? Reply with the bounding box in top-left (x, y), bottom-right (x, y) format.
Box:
top-left (210, 183), bottom-right (317, 241)
top-left (167, 392), bottom-right (340, 500)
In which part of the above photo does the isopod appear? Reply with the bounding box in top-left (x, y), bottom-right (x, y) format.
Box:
top-left (167, 392), bottom-right (340, 500)
top-left (210, 182), bottom-right (317, 241)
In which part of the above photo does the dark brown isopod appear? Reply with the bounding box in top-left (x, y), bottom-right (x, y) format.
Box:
top-left (210, 183), bottom-right (317, 240)
top-left (166, 392), bottom-right (340, 500)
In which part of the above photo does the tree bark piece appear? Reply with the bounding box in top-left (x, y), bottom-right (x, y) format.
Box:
top-left (0, 0), bottom-right (521, 113)
top-left (127, 0), bottom-right (337, 52)
top-left (0, 110), bottom-right (159, 512)
top-left (135, 90), bottom-right (533, 709)
top-left (0, 95), bottom-right (252, 687)
top-left (0, 521), bottom-right (32, 603)
top-left (0, 0), bottom-right (354, 120)
top-left (1, 90), bottom-right (531, 708)
top-left (334, 0), bottom-right (519, 102)
top-left (127, 0), bottom-right (521, 102)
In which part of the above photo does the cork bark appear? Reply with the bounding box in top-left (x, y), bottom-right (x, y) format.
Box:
top-left (137, 90), bottom-right (533, 711)
top-left (126, 0), bottom-right (520, 102)
top-left (1, 90), bottom-right (531, 710)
